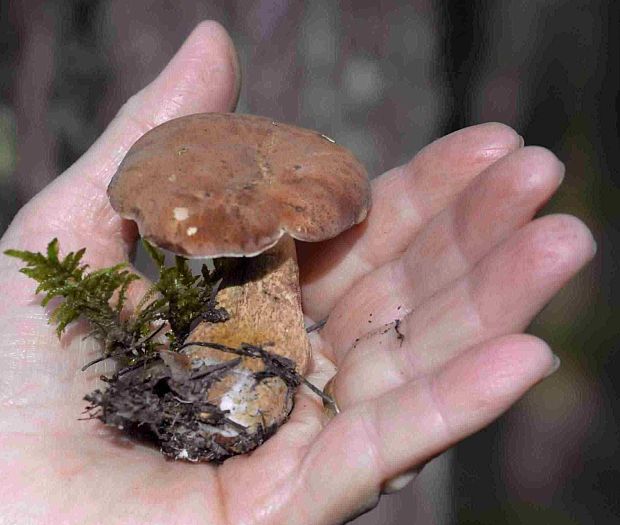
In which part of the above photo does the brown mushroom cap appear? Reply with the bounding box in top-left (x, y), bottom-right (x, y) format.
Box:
top-left (108, 113), bottom-right (371, 257)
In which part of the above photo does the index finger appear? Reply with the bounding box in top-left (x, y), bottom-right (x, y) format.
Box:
top-left (299, 123), bottom-right (523, 319)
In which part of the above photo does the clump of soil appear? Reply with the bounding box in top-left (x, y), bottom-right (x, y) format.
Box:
top-left (84, 340), bottom-right (303, 462)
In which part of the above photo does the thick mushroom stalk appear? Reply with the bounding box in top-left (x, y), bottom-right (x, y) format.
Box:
top-left (179, 235), bottom-right (310, 453)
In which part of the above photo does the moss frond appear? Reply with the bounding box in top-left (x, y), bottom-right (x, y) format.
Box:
top-left (5, 239), bottom-right (225, 360)
top-left (136, 240), bottom-right (220, 348)
top-left (5, 240), bottom-right (140, 343)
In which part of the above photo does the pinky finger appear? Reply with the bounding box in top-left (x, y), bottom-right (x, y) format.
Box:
top-left (297, 334), bottom-right (557, 524)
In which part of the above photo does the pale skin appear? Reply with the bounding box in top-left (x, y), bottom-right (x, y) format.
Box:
top-left (0, 22), bottom-right (596, 525)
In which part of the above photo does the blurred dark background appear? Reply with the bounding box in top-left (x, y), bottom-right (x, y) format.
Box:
top-left (1, 1), bottom-right (618, 523)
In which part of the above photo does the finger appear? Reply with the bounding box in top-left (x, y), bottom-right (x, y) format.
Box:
top-left (1, 21), bottom-right (240, 264)
top-left (322, 146), bottom-right (565, 354)
top-left (298, 334), bottom-right (556, 523)
top-left (325, 215), bottom-right (594, 408)
top-left (299, 123), bottom-right (523, 319)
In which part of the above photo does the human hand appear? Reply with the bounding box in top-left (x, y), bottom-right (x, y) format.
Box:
top-left (0, 22), bottom-right (595, 525)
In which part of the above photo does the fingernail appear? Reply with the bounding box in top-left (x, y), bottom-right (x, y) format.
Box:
top-left (382, 468), bottom-right (421, 494)
top-left (545, 354), bottom-right (561, 378)
top-left (518, 135), bottom-right (525, 148)
top-left (558, 169), bottom-right (566, 187)
top-left (590, 236), bottom-right (598, 257)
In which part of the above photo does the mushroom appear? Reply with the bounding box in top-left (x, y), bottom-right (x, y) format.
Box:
top-left (106, 113), bottom-right (370, 461)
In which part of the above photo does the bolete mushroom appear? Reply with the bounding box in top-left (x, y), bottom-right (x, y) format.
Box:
top-left (106, 113), bottom-right (370, 461)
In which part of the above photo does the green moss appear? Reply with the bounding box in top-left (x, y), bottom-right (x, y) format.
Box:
top-left (4, 238), bottom-right (219, 363)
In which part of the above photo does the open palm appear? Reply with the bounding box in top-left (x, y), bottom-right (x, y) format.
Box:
top-left (0, 23), bottom-right (595, 525)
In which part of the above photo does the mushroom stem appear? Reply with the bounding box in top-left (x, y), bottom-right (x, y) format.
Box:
top-left (180, 235), bottom-right (311, 452)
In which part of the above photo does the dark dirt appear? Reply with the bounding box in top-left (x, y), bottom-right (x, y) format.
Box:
top-left (84, 344), bottom-right (300, 462)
